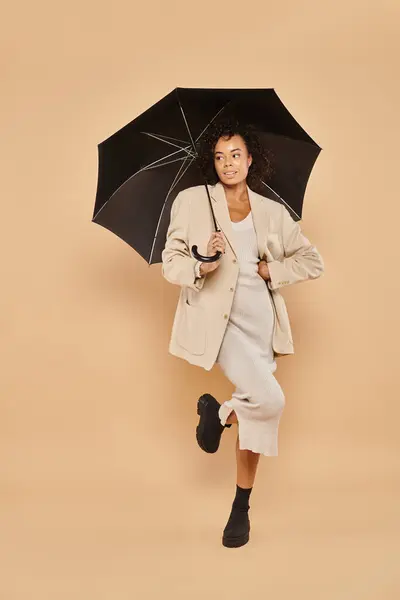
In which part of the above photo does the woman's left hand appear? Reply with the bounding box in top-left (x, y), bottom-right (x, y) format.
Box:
top-left (258, 259), bottom-right (271, 281)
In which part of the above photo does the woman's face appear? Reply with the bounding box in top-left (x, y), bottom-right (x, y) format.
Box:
top-left (213, 134), bottom-right (252, 186)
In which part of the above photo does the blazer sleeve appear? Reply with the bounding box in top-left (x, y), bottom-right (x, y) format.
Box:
top-left (161, 191), bottom-right (206, 292)
top-left (267, 203), bottom-right (324, 291)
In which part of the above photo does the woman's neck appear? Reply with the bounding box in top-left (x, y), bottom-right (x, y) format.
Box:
top-left (221, 180), bottom-right (248, 204)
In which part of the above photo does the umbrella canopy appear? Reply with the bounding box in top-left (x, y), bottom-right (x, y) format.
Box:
top-left (93, 87), bottom-right (321, 264)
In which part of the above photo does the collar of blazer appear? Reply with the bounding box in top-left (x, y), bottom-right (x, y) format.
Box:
top-left (209, 180), bottom-right (268, 261)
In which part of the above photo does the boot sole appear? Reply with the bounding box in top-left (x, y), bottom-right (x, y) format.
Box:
top-left (222, 531), bottom-right (250, 548)
top-left (222, 518), bottom-right (251, 548)
top-left (196, 394), bottom-right (219, 453)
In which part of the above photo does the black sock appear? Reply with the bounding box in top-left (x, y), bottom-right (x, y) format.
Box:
top-left (232, 484), bottom-right (252, 511)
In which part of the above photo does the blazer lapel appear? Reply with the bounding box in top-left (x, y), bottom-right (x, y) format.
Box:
top-left (247, 186), bottom-right (269, 261)
top-left (209, 181), bottom-right (268, 261)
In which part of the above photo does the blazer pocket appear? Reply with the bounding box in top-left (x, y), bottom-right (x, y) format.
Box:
top-left (177, 300), bottom-right (206, 355)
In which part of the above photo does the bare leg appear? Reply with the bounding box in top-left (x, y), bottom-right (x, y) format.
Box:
top-left (225, 410), bottom-right (238, 425)
top-left (236, 436), bottom-right (260, 488)
top-left (225, 410), bottom-right (261, 488)
top-left (220, 411), bottom-right (260, 547)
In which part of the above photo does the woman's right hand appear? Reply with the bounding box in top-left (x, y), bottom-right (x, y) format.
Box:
top-left (200, 232), bottom-right (226, 275)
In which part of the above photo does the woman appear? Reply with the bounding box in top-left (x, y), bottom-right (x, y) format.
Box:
top-left (161, 120), bottom-right (324, 548)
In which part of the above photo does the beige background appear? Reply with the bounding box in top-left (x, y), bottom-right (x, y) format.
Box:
top-left (1, 0), bottom-right (400, 598)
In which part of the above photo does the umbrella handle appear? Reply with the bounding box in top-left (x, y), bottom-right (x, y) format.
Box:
top-left (191, 245), bottom-right (222, 262)
top-left (189, 181), bottom-right (224, 262)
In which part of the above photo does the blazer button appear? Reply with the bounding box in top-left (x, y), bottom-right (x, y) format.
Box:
top-left (229, 287), bottom-right (234, 292)
top-left (224, 314), bottom-right (228, 319)
top-left (232, 259), bottom-right (237, 263)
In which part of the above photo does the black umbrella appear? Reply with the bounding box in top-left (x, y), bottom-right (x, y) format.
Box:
top-left (92, 87), bottom-right (321, 264)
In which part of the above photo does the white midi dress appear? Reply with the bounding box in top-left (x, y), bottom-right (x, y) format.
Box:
top-left (216, 210), bottom-right (286, 456)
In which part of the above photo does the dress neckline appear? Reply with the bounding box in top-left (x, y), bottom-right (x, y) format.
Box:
top-left (230, 210), bottom-right (252, 224)
top-left (230, 210), bottom-right (253, 231)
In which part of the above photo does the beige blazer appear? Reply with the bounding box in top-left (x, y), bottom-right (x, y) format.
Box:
top-left (161, 181), bottom-right (324, 371)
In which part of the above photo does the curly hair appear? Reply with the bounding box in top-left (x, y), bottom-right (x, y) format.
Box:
top-left (196, 117), bottom-right (274, 193)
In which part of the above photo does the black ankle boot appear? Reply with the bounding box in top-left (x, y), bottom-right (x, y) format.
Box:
top-left (222, 507), bottom-right (250, 548)
top-left (196, 393), bottom-right (231, 454)
top-left (222, 485), bottom-right (252, 548)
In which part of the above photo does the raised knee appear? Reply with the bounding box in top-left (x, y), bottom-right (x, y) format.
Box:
top-left (254, 387), bottom-right (285, 418)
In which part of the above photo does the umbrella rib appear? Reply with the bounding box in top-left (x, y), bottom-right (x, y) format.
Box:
top-left (176, 93), bottom-right (196, 151)
top-left (159, 135), bottom-right (191, 145)
top-left (141, 131), bottom-right (193, 146)
top-left (149, 155), bottom-right (196, 264)
top-left (140, 145), bottom-right (189, 167)
top-left (261, 181), bottom-right (301, 220)
top-left (142, 155), bottom-right (194, 170)
top-left (146, 132), bottom-right (191, 145)
top-left (94, 147), bottom-right (195, 220)
top-left (176, 93), bottom-right (233, 150)
top-left (176, 93), bottom-right (233, 155)
top-left (141, 132), bottom-right (196, 156)
top-left (194, 102), bottom-right (233, 142)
